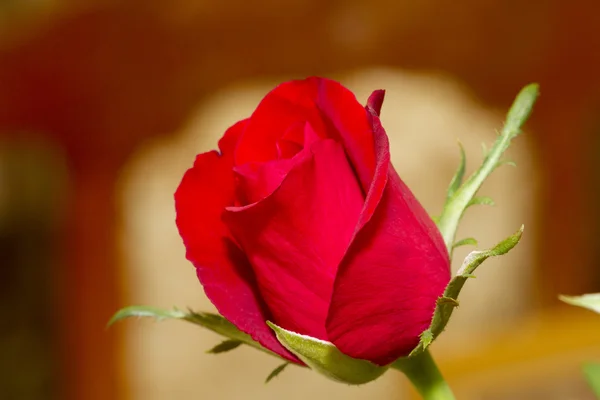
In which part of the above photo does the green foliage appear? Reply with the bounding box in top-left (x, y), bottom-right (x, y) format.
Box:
top-left (467, 196), bottom-right (495, 208)
top-left (583, 363), bottom-right (600, 398)
top-left (436, 83), bottom-right (538, 253)
top-left (452, 237), bottom-right (478, 249)
top-left (446, 142), bottom-right (466, 201)
top-left (267, 322), bottom-right (388, 385)
top-left (410, 226), bottom-right (524, 357)
top-left (265, 362), bottom-right (290, 383)
top-left (392, 350), bottom-right (456, 400)
top-left (559, 295), bottom-right (600, 398)
top-left (559, 293), bottom-right (600, 315)
top-left (109, 306), bottom-right (276, 358)
top-left (207, 339), bottom-right (242, 354)
top-left (408, 83), bottom-right (538, 359)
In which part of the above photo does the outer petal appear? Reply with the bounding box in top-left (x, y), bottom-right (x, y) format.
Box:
top-left (313, 79), bottom-right (378, 192)
top-left (235, 77), bottom-right (376, 193)
top-left (175, 120), bottom-right (298, 362)
top-left (224, 139), bottom-right (364, 340)
top-left (326, 109), bottom-right (450, 366)
top-left (366, 89), bottom-right (385, 117)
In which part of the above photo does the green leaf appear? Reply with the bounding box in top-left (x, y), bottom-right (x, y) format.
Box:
top-left (410, 226), bottom-right (524, 356)
top-left (583, 363), bottom-right (600, 398)
top-left (109, 306), bottom-right (276, 358)
top-left (265, 362), bottom-right (290, 383)
top-left (559, 293), bottom-right (600, 314)
top-left (452, 237), bottom-right (478, 249)
top-left (267, 322), bottom-right (388, 384)
top-left (467, 196), bottom-right (495, 208)
top-left (446, 142), bottom-right (466, 200)
top-left (207, 339), bottom-right (242, 354)
top-left (108, 305), bottom-right (186, 324)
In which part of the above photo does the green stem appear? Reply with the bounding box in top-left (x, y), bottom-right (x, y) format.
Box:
top-left (392, 350), bottom-right (455, 400)
top-left (436, 83), bottom-right (539, 252)
top-left (436, 129), bottom-right (512, 250)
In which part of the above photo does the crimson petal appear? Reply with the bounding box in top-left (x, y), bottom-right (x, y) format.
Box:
top-left (313, 79), bottom-right (378, 193)
top-left (175, 120), bottom-right (298, 362)
top-left (224, 139), bottom-right (364, 340)
top-left (235, 78), bottom-right (377, 193)
top-left (326, 104), bottom-right (450, 366)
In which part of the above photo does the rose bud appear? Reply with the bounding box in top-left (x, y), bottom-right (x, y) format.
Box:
top-left (175, 78), bottom-right (451, 375)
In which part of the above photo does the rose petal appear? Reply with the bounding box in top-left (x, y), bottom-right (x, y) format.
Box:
top-left (234, 159), bottom-right (296, 206)
top-left (366, 89), bottom-right (385, 117)
top-left (235, 79), bottom-right (330, 165)
top-left (175, 120), bottom-right (298, 362)
top-left (224, 139), bottom-right (364, 340)
top-left (353, 103), bottom-right (391, 232)
top-left (313, 79), bottom-right (378, 192)
top-left (326, 115), bottom-right (450, 366)
top-left (234, 122), bottom-right (321, 205)
top-left (235, 78), bottom-right (377, 193)
top-left (277, 121), bottom-right (306, 159)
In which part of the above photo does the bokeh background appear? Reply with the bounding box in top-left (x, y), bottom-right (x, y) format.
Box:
top-left (1, 1), bottom-right (600, 399)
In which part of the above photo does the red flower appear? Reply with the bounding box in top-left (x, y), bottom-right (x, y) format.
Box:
top-left (175, 77), bottom-right (450, 366)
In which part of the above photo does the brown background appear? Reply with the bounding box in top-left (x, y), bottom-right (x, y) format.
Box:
top-left (0, 1), bottom-right (599, 399)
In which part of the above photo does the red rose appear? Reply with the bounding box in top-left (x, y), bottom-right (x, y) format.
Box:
top-left (175, 77), bottom-right (450, 366)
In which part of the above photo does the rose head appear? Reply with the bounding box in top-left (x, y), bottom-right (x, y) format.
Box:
top-left (175, 77), bottom-right (450, 367)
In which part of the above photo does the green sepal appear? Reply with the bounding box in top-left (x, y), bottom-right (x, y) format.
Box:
top-left (267, 321), bottom-right (388, 385)
top-left (559, 293), bottom-right (600, 314)
top-left (207, 339), bottom-right (242, 354)
top-left (410, 226), bottom-right (524, 357)
top-left (583, 363), bottom-right (600, 398)
top-left (265, 362), bottom-right (290, 384)
top-left (446, 142), bottom-right (466, 201)
top-left (109, 305), bottom-right (276, 358)
top-left (452, 237), bottom-right (478, 249)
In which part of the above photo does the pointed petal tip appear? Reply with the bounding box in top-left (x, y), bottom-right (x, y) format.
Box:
top-left (366, 90), bottom-right (386, 116)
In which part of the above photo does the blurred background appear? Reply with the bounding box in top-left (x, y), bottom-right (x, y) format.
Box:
top-left (1, 1), bottom-right (600, 399)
